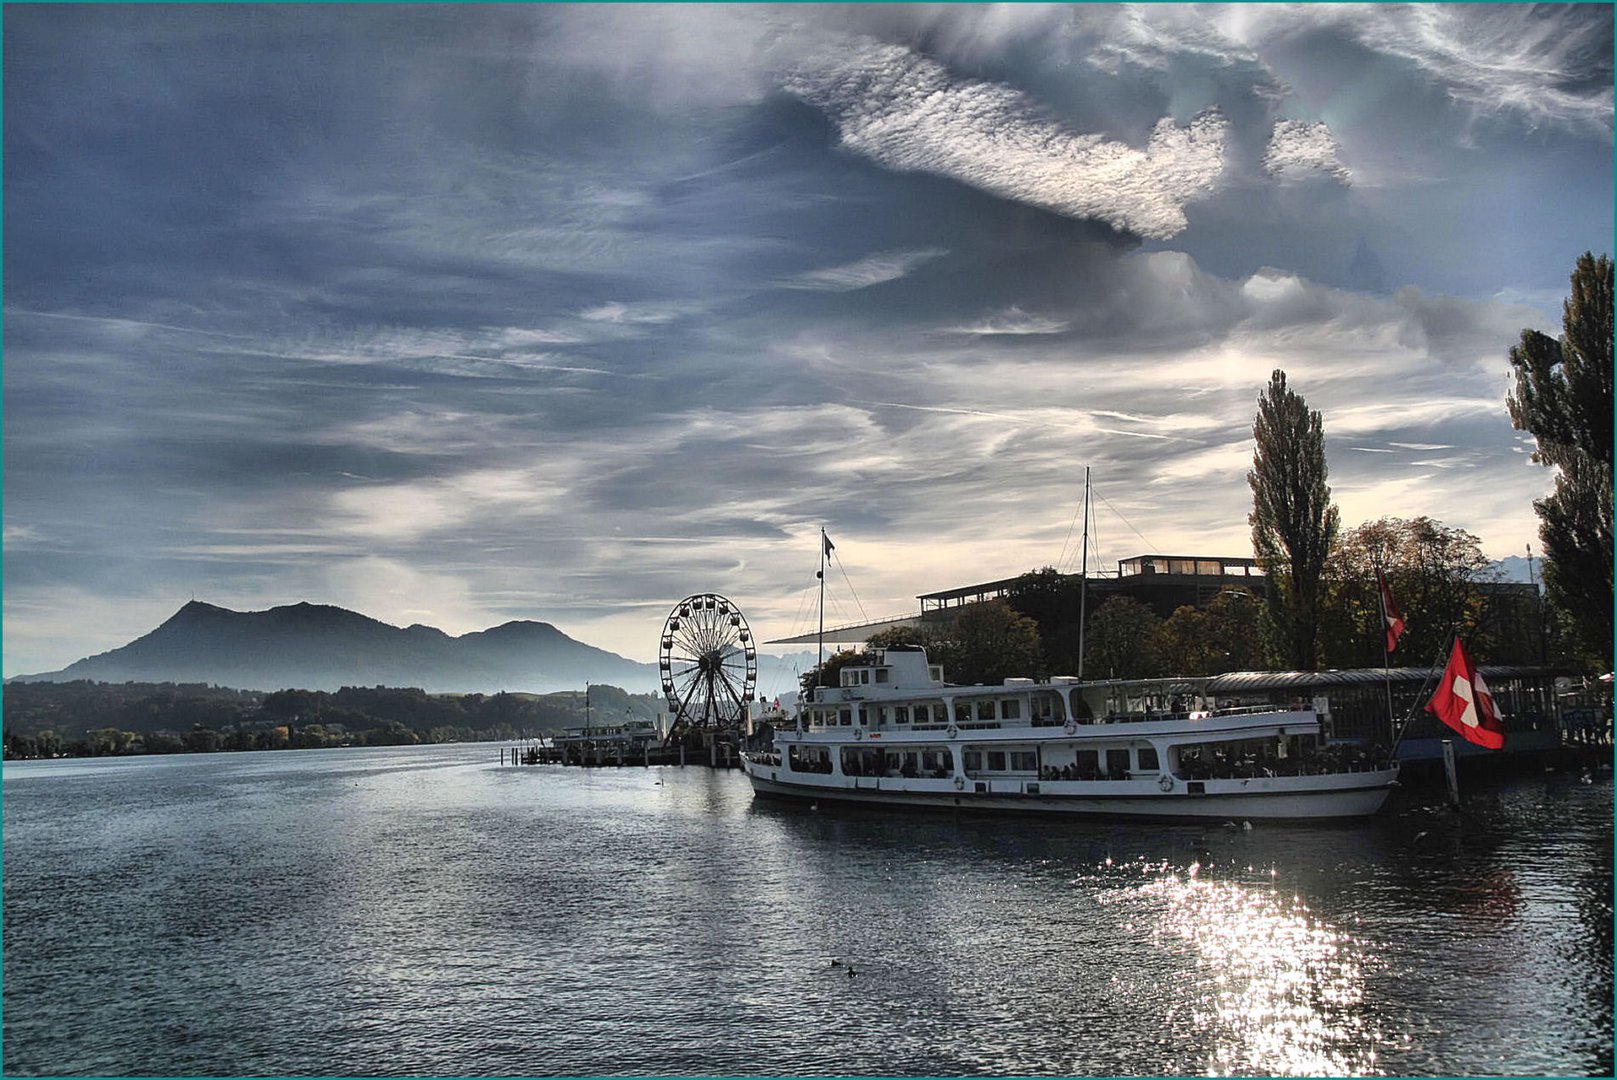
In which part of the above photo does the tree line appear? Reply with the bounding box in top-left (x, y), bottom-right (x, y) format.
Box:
top-left (2, 679), bottom-right (664, 759)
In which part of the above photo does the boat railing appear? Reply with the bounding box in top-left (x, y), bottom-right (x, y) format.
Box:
top-left (802, 703), bottom-right (1312, 734)
top-left (1092, 704), bottom-right (1314, 725)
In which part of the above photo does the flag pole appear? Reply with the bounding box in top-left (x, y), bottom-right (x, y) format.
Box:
top-left (1374, 557), bottom-right (1395, 755)
top-left (1389, 630), bottom-right (1456, 758)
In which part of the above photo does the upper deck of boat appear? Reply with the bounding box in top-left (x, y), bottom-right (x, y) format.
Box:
top-left (800, 646), bottom-right (1306, 735)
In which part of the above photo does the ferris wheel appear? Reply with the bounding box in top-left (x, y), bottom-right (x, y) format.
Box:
top-left (659, 593), bottom-right (757, 728)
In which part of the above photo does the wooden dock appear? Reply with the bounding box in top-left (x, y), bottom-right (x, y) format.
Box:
top-left (500, 741), bottom-right (743, 769)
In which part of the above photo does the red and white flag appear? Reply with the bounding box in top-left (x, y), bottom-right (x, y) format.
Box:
top-left (1377, 569), bottom-right (1406, 653)
top-left (1426, 638), bottom-right (1506, 749)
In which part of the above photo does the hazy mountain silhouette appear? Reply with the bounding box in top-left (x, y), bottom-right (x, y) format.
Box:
top-left (10, 601), bottom-right (663, 693)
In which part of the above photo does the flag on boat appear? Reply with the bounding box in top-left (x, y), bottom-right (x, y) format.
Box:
top-left (1377, 568), bottom-right (1405, 653)
top-left (822, 530), bottom-right (835, 557)
top-left (1426, 637), bottom-right (1506, 749)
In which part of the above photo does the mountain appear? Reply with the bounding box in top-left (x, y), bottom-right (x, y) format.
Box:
top-left (10, 601), bottom-right (663, 694)
top-left (1491, 555), bottom-right (1540, 585)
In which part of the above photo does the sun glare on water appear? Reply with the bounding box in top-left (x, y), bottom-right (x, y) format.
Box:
top-left (1099, 860), bottom-right (1381, 1077)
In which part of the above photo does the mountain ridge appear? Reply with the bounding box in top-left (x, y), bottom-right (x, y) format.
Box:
top-left (10, 600), bottom-right (663, 694)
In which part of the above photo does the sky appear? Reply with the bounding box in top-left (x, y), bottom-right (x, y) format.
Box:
top-left (4, 3), bottom-right (1613, 678)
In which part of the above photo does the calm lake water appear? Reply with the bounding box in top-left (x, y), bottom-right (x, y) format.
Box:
top-left (2, 743), bottom-right (1611, 1077)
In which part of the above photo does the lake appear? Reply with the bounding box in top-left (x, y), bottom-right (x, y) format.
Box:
top-left (2, 743), bottom-right (1611, 1076)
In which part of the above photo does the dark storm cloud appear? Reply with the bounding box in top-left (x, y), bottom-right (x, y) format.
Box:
top-left (4, 4), bottom-right (1611, 673)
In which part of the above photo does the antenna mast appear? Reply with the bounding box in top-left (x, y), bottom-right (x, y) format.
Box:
top-left (1077, 467), bottom-right (1090, 682)
top-left (818, 528), bottom-right (828, 673)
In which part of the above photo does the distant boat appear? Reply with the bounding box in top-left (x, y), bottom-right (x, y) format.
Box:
top-left (740, 645), bottom-right (1399, 821)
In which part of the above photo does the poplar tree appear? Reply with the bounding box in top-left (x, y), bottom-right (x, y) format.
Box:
top-left (1507, 252), bottom-right (1614, 670)
top-left (1248, 369), bottom-right (1339, 670)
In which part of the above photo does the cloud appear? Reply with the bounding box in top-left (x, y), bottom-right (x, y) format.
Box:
top-left (1, 5), bottom-right (1600, 676)
top-left (1263, 120), bottom-right (1351, 183)
top-left (785, 248), bottom-right (948, 291)
top-left (317, 556), bottom-right (494, 636)
top-left (328, 468), bottom-right (563, 542)
top-left (1349, 4), bottom-right (1614, 139)
top-left (1210, 3), bottom-right (1614, 139)
top-left (785, 41), bottom-right (1229, 239)
top-left (944, 307), bottom-right (1072, 336)
top-left (579, 301), bottom-right (692, 325)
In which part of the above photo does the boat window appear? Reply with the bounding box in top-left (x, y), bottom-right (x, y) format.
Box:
top-left (1001, 699), bottom-right (1021, 720)
top-left (955, 703), bottom-right (970, 724)
top-left (1138, 746), bottom-right (1160, 771)
top-left (986, 750), bottom-right (1007, 771)
top-left (975, 701), bottom-right (995, 721)
top-left (875, 669), bottom-right (889, 684)
top-left (841, 747), bottom-right (882, 775)
top-left (916, 704), bottom-right (932, 723)
top-left (963, 750), bottom-right (983, 771)
top-left (937, 749), bottom-right (953, 772)
top-left (1074, 749), bottom-right (1099, 777)
top-left (839, 708), bottom-right (852, 726)
top-left (861, 670), bottom-right (871, 684)
top-left (787, 746), bottom-right (831, 773)
top-left (1010, 751), bottom-right (1037, 772)
top-left (894, 706), bottom-right (909, 724)
top-left (929, 666), bottom-right (943, 682)
top-left (858, 706), bottom-right (870, 725)
top-left (1106, 748), bottom-right (1130, 777)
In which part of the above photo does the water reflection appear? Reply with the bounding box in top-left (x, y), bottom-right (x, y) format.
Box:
top-left (1101, 858), bottom-right (1380, 1077)
top-left (3, 750), bottom-right (1609, 1076)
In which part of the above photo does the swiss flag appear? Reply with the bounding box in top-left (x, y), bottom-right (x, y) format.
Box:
top-left (1377, 569), bottom-right (1405, 653)
top-left (1426, 638), bottom-right (1506, 749)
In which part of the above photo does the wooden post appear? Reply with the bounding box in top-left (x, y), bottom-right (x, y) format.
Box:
top-left (679, 743), bottom-right (686, 767)
top-left (501, 747), bottom-right (506, 766)
top-left (1441, 739), bottom-right (1461, 807)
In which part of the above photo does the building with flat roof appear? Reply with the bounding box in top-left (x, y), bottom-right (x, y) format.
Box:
top-left (769, 555), bottom-right (1267, 645)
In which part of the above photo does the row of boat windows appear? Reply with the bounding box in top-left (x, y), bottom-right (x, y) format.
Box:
top-left (804, 695), bottom-right (1062, 727)
top-left (965, 746), bottom-right (1160, 774)
top-left (784, 744), bottom-right (1161, 776)
top-left (840, 666), bottom-right (945, 686)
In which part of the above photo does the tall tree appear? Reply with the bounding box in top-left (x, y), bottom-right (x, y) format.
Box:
top-left (1507, 252), bottom-right (1614, 670)
top-left (948, 601), bottom-right (1044, 685)
top-left (1004, 567), bottom-right (1086, 673)
top-left (1156, 605), bottom-right (1219, 677)
top-left (1318, 517), bottom-right (1496, 668)
top-left (1084, 596), bottom-right (1162, 679)
top-left (1248, 370), bottom-right (1340, 670)
top-left (1204, 586), bottom-right (1266, 672)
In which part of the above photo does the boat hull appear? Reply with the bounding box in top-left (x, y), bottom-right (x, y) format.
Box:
top-left (743, 764), bottom-right (1397, 821)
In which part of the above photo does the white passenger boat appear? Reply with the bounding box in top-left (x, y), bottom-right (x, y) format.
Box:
top-left (740, 645), bottom-right (1399, 820)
